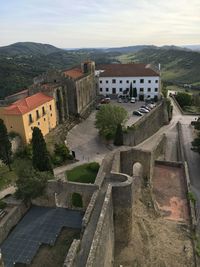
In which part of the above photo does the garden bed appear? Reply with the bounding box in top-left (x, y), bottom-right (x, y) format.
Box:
top-left (66, 162), bottom-right (99, 184)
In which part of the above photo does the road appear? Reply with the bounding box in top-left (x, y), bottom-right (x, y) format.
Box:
top-left (137, 97), bottom-right (200, 223)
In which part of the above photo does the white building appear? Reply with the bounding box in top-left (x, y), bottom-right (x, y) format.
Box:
top-left (95, 63), bottom-right (161, 101)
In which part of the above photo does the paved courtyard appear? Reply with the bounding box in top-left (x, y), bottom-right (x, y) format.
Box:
top-left (66, 100), bottom-right (145, 163)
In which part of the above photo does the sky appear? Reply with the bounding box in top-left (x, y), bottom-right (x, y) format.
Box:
top-left (0, 0), bottom-right (199, 48)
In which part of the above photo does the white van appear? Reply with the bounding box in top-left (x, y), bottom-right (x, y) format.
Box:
top-left (130, 97), bottom-right (136, 103)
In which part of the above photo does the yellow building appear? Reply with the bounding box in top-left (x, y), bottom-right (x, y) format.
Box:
top-left (0, 92), bottom-right (57, 144)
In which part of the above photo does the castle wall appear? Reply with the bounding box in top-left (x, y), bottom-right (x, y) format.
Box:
top-left (0, 203), bottom-right (29, 244)
top-left (123, 100), bottom-right (169, 146)
top-left (32, 180), bottom-right (98, 210)
top-left (86, 185), bottom-right (114, 267)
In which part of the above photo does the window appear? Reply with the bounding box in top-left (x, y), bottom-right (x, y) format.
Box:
top-left (44, 118), bottom-right (46, 121)
top-left (10, 126), bottom-right (12, 129)
top-left (119, 88), bottom-right (123, 92)
top-left (99, 88), bottom-right (103, 92)
top-left (106, 80), bottom-right (108, 83)
top-left (112, 79), bottom-right (116, 83)
top-left (42, 106), bottom-right (45, 115)
top-left (155, 88), bottom-right (158, 92)
top-left (36, 110), bottom-right (40, 119)
top-left (148, 88), bottom-right (151, 92)
top-left (133, 80), bottom-right (136, 83)
top-left (100, 80), bottom-right (102, 84)
top-left (140, 88), bottom-right (144, 92)
top-left (38, 122), bottom-right (40, 126)
top-left (148, 80), bottom-right (151, 83)
top-left (155, 80), bottom-right (158, 83)
top-left (50, 113), bottom-right (52, 117)
top-left (112, 88), bottom-right (116, 94)
top-left (120, 80), bottom-right (122, 84)
top-left (106, 88), bottom-right (109, 92)
top-left (29, 114), bottom-right (33, 124)
top-left (126, 80), bottom-right (129, 83)
top-left (140, 79), bottom-right (144, 83)
top-left (148, 95), bottom-right (151, 98)
top-left (49, 105), bottom-right (52, 111)
top-left (126, 88), bottom-right (129, 91)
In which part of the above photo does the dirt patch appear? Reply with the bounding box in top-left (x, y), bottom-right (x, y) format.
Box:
top-left (153, 164), bottom-right (189, 222)
top-left (30, 228), bottom-right (80, 267)
top-left (114, 185), bottom-right (194, 267)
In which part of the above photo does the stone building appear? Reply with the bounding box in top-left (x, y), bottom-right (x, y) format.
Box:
top-left (29, 61), bottom-right (96, 123)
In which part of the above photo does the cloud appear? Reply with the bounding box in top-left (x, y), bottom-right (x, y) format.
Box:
top-left (0, 0), bottom-right (199, 47)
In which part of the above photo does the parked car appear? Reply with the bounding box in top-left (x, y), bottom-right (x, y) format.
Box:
top-left (130, 97), bottom-right (136, 103)
top-left (124, 98), bottom-right (129, 103)
top-left (118, 98), bottom-right (122, 103)
top-left (133, 110), bottom-right (143, 116)
top-left (141, 105), bottom-right (151, 111)
top-left (138, 108), bottom-right (149, 113)
top-left (100, 98), bottom-right (110, 104)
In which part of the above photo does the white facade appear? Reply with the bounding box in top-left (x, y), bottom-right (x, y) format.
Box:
top-left (97, 76), bottom-right (161, 100)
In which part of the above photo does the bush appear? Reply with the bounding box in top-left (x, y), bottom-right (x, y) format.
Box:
top-left (15, 144), bottom-right (32, 160)
top-left (72, 193), bottom-right (83, 208)
top-left (0, 200), bottom-right (7, 209)
top-left (87, 162), bottom-right (100, 172)
top-left (8, 131), bottom-right (20, 139)
top-left (187, 191), bottom-right (196, 205)
top-left (175, 92), bottom-right (192, 108)
top-left (54, 144), bottom-right (73, 162)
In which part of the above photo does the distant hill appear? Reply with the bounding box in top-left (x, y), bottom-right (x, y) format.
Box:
top-left (118, 48), bottom-right (200, 84)
top-left (0, 42), bottom-right (200, 98)
top-left (183, 45), bottom-right (200, 52)
top-left (0, 42), bottom-right (63, 56)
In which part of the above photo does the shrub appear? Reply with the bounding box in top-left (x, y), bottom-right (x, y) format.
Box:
top-left (187, 191), bottom-right (196, 205)
top-left (53, 143), bottom-right (73, 164)
top-left (175, 92), bottom-right (192, 108)
top-left (15, 144), bottom-right (32, 160)
top-left (0, 200), bottom-right (7, 209)
top-left (87, 162), bottom-right (100, 172)
top-left (72, 193), bottom-right (83, 208)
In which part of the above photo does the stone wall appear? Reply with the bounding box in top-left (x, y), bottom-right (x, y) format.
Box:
top-left (123, 100), bottom-right (169, 146)
top-left (109, 172), bottom-right (134, 245)
top-left (0, 203), bottom-right (29, 244)
top-left (120, 147), bottom-right (152, 179)
top-left (32, 180), bottom-right (98, 210)
top-left (86, 185), bottom-right (114, 267)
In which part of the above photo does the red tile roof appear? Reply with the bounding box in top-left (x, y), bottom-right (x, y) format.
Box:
top-left (97, 63), bottom-right (159, 77)
top-left (63, 68), bottom-right (84, 79)
top-left (4, 92), bottom-right (53, 115)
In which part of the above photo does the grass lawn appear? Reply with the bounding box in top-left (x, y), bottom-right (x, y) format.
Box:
top-left (66, 162), bottom-right (99, 184)
top-left (183, 106), bottom-right (200, 114)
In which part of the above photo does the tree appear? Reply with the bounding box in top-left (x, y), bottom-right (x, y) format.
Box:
top-left (191, 132), bottom-right (200, 154)
top-left (15, 167), bottom-right (51, 202)
top-left (0, 119), bottom-right (12, 171)
top-left (114, 124), bottom-right (123, 146)
top-left (32, 127), bottom-right (53, 173)
top-left (175, 92), bottom-right (192, 108)
top-left (133, 87), bottom-right (137, 98)
top-left (95, 104), bottom-right (128, 139)
top-left (129, 83), bottom-right (133, 98)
